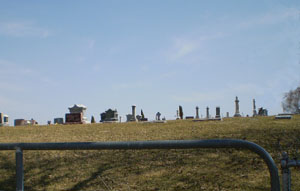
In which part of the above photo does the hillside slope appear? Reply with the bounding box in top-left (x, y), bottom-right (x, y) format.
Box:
top-left (0, 116), bottom-right (299, 190)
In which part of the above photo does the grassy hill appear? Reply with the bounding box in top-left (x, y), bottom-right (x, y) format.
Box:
top-left (0, 115), bottom-right (300, 190)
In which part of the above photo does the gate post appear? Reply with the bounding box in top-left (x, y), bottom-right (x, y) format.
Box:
top-left (16, 147), bottom-right (24, 191)
top-left (281, 152), bottom-right (291, 191)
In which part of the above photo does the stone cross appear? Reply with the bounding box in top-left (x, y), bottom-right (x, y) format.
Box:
top-left (234, 96), bottom-right (241, 117)
top-left (195, 106), bottom-right (199, 119)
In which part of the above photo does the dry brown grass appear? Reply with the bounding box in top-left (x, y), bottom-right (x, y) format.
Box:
top-left (0, 115), bottom-right (300, 190)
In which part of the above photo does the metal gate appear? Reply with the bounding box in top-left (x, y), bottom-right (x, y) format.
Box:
top-left (0, 139), bottom-right (280, 191)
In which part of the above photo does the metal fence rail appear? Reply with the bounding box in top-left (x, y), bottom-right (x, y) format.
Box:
top-left (0, 139), bottom-right (280, 191)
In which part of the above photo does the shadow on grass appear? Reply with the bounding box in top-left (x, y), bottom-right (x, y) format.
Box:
top-left (67, 165), bottom-right (111, 191)
top-left (2, 124), bottom-right (300, 191)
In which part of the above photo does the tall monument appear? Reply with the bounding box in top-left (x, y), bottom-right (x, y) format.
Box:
top-left (206, 107), bottom-right (209, 119)
top-left (132, 105), bottom-right (137, 121)
top-left (234, 97), bottom-right (241, 117)
top-left (253, 99), bottom-right (257, 117)
top-left (215, 107), bottom-right (221, 119)
top-left (195, 106), bottom-right (199, 119)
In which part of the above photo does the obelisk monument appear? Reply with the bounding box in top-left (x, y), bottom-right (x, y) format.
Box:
top-left (195, 106), bottom-right (200, 119)
top-left (132, 105), bottom-right (137, 121)
top-left (206, 107), bottom-right (209, 119)
top-left (253, 99), bottom-right (257, 117)
top-left (234, 96), bottom-right (241, 117)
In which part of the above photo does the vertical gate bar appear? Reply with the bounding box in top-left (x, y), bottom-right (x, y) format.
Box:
top-left (281, 152), bottom-right (291, 191)
top-left (282, 168), bottom-right (291, 191)
top-left (16, 147), bottom-right (24, 191)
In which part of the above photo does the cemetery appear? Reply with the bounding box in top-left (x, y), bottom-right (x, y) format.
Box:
top-left (0, 97), bottom-right (278, 126)
top-left (0, 114), bottom-right (299, 190)
top-left (2, 1), bottom-right (300, 190)
top-left (0, 97), bottom-right (299, 190)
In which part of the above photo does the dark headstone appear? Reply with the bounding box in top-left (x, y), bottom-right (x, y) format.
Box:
top-left (54, 118), bottom-right (64, 124)
top-left (216, 107), bottom-right (221, 118)
top-left (65, 113), bottom-right (83, 124)
top-left (100, 109), bottom-right (118, 122)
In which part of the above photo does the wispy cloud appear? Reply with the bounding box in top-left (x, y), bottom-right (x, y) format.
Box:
top-left (0, 21), bottom-right (51, 38)
top-left (0, 59), bottom-right (56, 88)
top-left (160, 71), bottom-right (177, 79)
top-left (165, 32), bottom-right (225, 62)
top-left (0, 59), bottom-right (34, 76)
top-left (87, 39), bottom-right (96, 49)
top-left (239, 7), bottom-right (300, 29)
top-left (168, 38), bottom-right (198, 60)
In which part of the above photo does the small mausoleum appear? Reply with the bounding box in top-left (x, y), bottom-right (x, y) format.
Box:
top-left (100, 109), bottom-right (118, 122)
top-left (65, 104), bottom-right (88, 124)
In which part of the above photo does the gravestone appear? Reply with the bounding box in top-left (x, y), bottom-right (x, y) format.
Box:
top-left (54, 118), bottom-right (64, 124)
top-left (14, 118), bottom-right (38, 126)
top-left (179, 106), bottom-right (183, 119)
top-left (234, 97), bottom-right (241, 117)
top-left (253, 99), bottom-right (257, 117)
top-left (14, 119), bottom-right (26, 126)
top-left (132, 105), bottom-right (137, 121)
top-left (65, 113), bottom-right (83, 124)
top-left (206, 107), bottom-right (209, 119)
top-left (156, 112), bottom-right (161, 120)
top-left (126, 114), bottom-right (133, 122)
top-left (100, 109), bottom-right (118, 122)
top-left (68, 104), bottom-right (88, 123)
top-left (136, 115), bottom-right (142, 121)
top-left (91, 116), bottom-right (96, 123)
top-left (0, 113), bottom-right (9, 126)
top-left (258, 107), bottom-right (268, 116)
top-left (195, 106), bottom-right (199, 119)
top-left (215, 107), bottom-right (221, 118)
top-left (226, 112), bottom-right (229, 118)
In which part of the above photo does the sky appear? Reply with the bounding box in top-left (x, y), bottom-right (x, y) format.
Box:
top-left (0, 0), bottom-right (300, 125)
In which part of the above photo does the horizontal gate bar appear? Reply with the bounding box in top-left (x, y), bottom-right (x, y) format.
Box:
top-left (0, 139), bottom-right (280, 191)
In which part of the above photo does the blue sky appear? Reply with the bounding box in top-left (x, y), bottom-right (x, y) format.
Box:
top-left (0, 1), bottom-right (300, 125)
